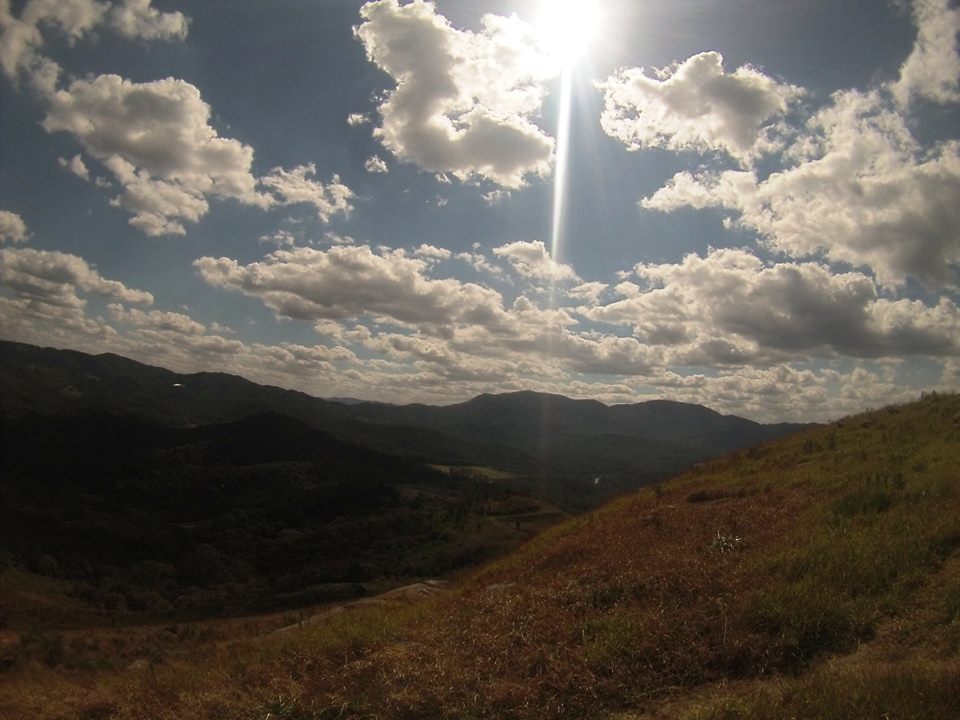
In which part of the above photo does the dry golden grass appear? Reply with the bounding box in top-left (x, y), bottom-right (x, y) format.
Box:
top-left (1, 393), bottom-right (957, 719)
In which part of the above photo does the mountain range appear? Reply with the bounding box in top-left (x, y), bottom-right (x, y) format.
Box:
top-left (0, 340), bottom-right (809, 491)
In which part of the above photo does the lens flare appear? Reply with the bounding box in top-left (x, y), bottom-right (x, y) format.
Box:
top-left (550, 66), bottom-right (573, 268)
top-left (536, 0), bottom-right (603, 67)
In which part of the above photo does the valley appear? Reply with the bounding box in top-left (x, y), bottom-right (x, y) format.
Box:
top-left (0, 342), bottom-right (956, 718)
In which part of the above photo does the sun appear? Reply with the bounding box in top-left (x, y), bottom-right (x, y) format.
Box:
top-left (534, 0), bottom-right (604, 68)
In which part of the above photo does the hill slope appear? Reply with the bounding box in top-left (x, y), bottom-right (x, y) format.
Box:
top-left (1, 394), bottom-right (956, 719)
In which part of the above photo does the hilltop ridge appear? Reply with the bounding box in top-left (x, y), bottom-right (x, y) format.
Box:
top-left (0, 339), bottom-right (811, 507)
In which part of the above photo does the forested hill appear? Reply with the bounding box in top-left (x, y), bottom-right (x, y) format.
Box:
top-left (0, 340), bottom-right (810, 488)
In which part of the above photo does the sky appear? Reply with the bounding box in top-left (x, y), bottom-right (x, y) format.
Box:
top-left (0, 0), bottom-right (958, 422)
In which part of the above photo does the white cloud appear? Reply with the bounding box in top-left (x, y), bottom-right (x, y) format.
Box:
top-left (102, 155), bottom-right (211, 236)
top-left (455, 251), bottom-right (503, 276)
top-left (482, 189), bottom-right (511, 206)
top-left (413, 243), bottom-right (452, 260)
top-left (58, 153), bottom-right (90, 180)
top-left (109, 0), bottom-right (188, 42)
top-left (0, 0), bottom-right (187, 95)
top-left (4, 244), bottom-right (945, 422)
top-left (258, 230), bottom-right (298, 247)
top-left (364, 155), bottom-right (389, 174)
top-left (638, 363), bottom-right (920, 424)
top-left (347, 112), bottom-right (370, 126)
top-left (0, 209), bottom-right (29, 243)
top-left (942, 358), bottom-right (960, 385)
top-left (107, 303), bottom-right (205, 335)
top-left (0, 246), bottom-right (153, 317)
top-left (259, 163), bottom-right (355, 222)
top-left (493, 240), bottom-right (578, 281)
top-left (598, 51), bottom-right (802, 164)
top-left (643, 90), bottom-right (960, 289)
top-left (355, 0), bottom-right (554, 188)
top-left (192, 241), bottom-right (670, 384)
top-left (42, 74), bottom-right (267, 235)
top-left (324, 232), bottom-right (355, 246)
top-left (0, 0), bottom-right (105, 94)
top-left (43, 75), bottom-right (260, 196)
top-left (893, 0), bottom-right (960, 106)
top-left (38, 75), bottom-right (353, 235)
top-left (583, 248), bottom-right (959, 364)
top-left (194, 244), bottom-right (506, 327)
top-left (567, 281), bottom-right (607, 304)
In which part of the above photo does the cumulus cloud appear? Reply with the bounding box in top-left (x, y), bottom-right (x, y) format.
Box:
top-left (42, 74), bottom-right (266, 235)
top-left (355, 0), bottom-right (554, 188)
top-left (346, 112), bottom-right (370, 126)
top-left (258, 230), bottom-right (298, 247)
top-left (639, 363), bottom-right (924, 424)
top-left (3, 3), bottom-right (353, 236)
top-left (583, 248), bottom-right (959, 363)
top-left (194, 244), bottom-right (505, 327)
top-left (192, 243), bottom-right (666, 380)
top-left (642, 90), bottom-right (960, 289)
top-left (567, 281), bottom-right (607, 304)
top-left (413, 244), bottom-right (452, 260)
top-left (109, 0), bottom-right (188, 42)
top-left (893, 0), bottom-right (960, 106)
top-left (100, 302), bottom-right (361, 385)
top-left (58, 153), bottom-right (90, 180)
top-left (0, 0), bottom-right (187, 94)
top-left (38, 75), bottom-right (353, 235)
top-left (598, 51), bottom-right (802, 164)
top-left (0, 246), bottom-right (153, 348)
top-left (493, 240), bottom-right (578, 282)
top-left (101, 155), bottom-right (212, 236)
top-left (259, 163), bottom-right (355, 222)
top-left (0, 210), bottom-right (29, 243)
top-left (0, 240), bottom-right (654, 407)
top-left (106, 303), bottom-right (206, 335)
top-left (455, 250), bottom-right (503, 276)
top-left (0, 0), bottom-right (104, 93)
top-left (482, 189), bottom-right (511, 206)
top-left (610, 5), bottom-right (960, 290)
top-left (364, 155), bottom-right (389, 174)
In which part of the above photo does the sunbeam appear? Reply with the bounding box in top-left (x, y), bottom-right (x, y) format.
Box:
top-left (536, 0), bottom-right (604, 306)
top-left (549, 64), bottom-right (573, 305)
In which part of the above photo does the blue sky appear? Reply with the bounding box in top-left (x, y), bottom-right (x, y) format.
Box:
top-left (1, 0), bottom-right (957, 421)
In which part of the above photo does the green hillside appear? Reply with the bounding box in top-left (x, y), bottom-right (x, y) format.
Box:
top-left (2, 393), bottom-right (956, 719)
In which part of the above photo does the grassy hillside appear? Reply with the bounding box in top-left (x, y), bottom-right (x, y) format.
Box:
top-left (1, 394), bottom-right (957, 719)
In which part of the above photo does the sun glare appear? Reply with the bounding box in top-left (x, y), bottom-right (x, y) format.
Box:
top-left (535, 0), bottom-right (603, 67)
